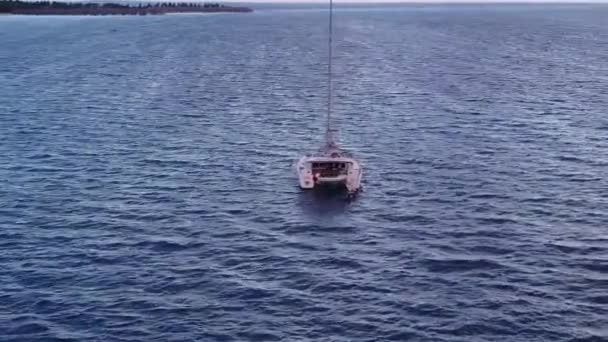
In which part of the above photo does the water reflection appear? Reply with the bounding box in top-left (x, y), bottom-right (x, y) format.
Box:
top-left (297, 188), bottom-right (356, 217)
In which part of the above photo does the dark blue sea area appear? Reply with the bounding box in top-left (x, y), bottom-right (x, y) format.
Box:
top-left (1, 3), bottom-right (607, 341)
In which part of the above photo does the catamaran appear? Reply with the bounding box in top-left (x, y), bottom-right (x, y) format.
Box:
top-left (295, 0), bottom-right (362, 195)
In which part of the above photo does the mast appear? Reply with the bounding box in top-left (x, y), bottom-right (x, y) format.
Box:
top-left (325, 0), bottom-right (335, 147)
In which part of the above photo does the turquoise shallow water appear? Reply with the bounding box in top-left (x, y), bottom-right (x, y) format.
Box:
top-left (1, 4), bottom-right (607, 341)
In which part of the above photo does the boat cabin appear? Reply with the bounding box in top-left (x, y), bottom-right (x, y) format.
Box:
top-left (311, 161), bottom-right (349, 178)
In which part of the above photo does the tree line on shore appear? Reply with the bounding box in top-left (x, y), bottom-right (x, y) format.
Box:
top-left (0, 0), bottom-right (237, 13)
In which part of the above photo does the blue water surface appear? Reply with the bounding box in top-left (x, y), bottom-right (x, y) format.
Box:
top-left (1, 4), bottom-right (607, 341)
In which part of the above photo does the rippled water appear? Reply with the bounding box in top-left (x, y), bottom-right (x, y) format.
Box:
top-left (1, 4), bottom-right (607, 341)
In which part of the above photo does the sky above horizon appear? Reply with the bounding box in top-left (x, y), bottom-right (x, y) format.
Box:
top-left (231, 0), bottom-right (607, 2)
top-left (224, 0), bottom-right (608, 3)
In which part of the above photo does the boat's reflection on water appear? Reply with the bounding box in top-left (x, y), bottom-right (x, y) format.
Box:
top-left (297, 186), bottom-right (356, 217)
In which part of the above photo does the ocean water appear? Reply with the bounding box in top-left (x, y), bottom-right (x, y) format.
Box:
top-left (1, 4), bottom-right (607, 341)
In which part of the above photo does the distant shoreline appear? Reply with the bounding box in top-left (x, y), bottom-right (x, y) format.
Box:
top-left (0, 1), bottom-right (253, 16)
